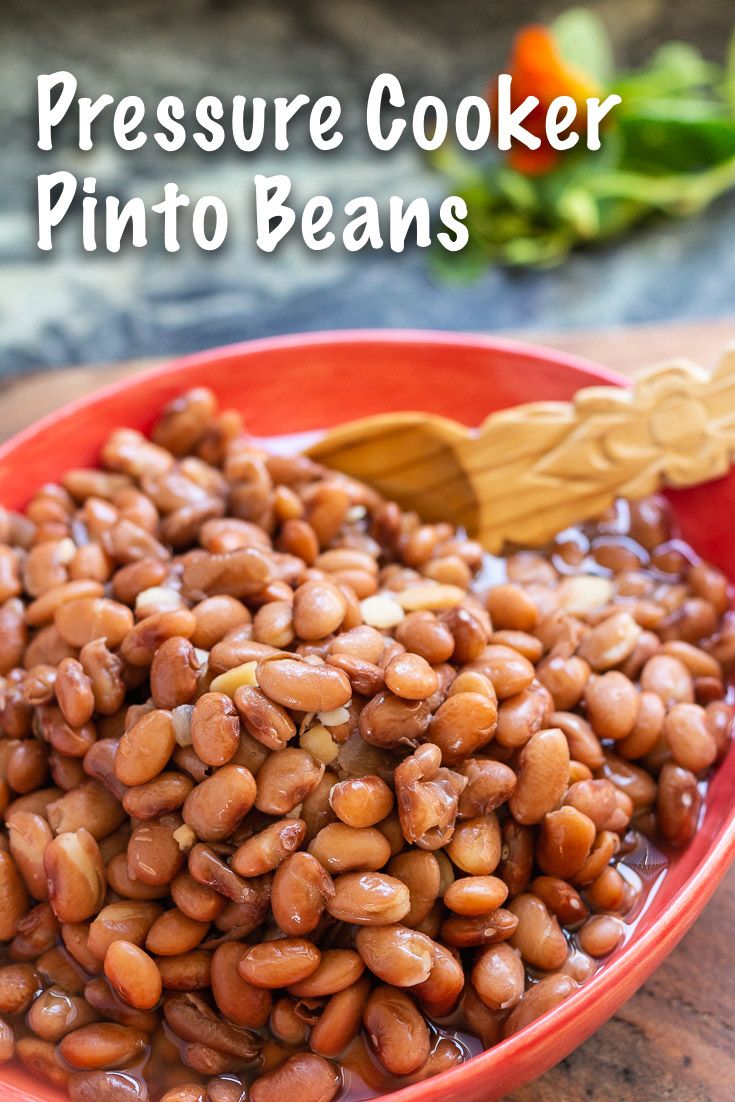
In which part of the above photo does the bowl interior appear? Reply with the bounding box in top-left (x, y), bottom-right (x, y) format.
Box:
top-left (0, 331), bottom-right (732, 1102)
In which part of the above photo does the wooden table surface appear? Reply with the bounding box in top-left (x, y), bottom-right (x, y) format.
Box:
top-left (2, 316), bottom-right (734, 1102)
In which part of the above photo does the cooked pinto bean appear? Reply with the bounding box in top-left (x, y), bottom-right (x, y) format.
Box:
top-left (58, 1023), bottom-right (148, 1070)
top-left (104, 940), bottom-right (162, 1010)
top-left (150, 637), bottom-right (201, 710)
top-left (271, 852), bottom-right (335, 936)
top-left (237, 939), bottom-right (321, 989)
top-left (182, 765), bottom-right (256, 841)
top-left (254, 748), bottom-right (324, 816)
top-left (257, 656), bottom-right (351, 713)
top-left (210, 942), bottom-right (272, 1028)
top-left (327, 872), bottom-right (410, 925)
top-left (430, 691), bottom-right (497, 764)
top-left (440, 908), bottom-right (519, 949)
top-left (308, 823), bottom-right (391, 875)
top-left (363, 985), bottom-right (430, 1076)
top-left (536, 807), bottom-right (596, 879)
top-left (355, 924), bottom-right (434, 986)
top-left (44, 830), bottom-right (105, 923)
top-left (584, 672), bottom-right (638, 741)
top-left (250, 1052), bottom-right (340, 1102)
top-left (233, 686), bottom-right (295, 752)
top-left (115, 709), bottom-right (176, 786)
top-left (503, 973), bottom-right (577, 1036)
top-left (657, 762), bottom-right (702, 846)
top-left (329, 775), bottom-right (394, 828)
top-left (472, 942), bottom-right (525, 1011)
top-left (509, 728), bottom-right (570, 825)
top-left (358, 691), bottom-right (431, 750)
top-left (163, 991), bottom-right (261, 1059)
top-left (509, 893), bottom-right (569, 971)
top-left (664, 703), bottom-right (717, 774)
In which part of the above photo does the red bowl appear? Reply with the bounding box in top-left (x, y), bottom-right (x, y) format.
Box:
top-left (0, 330), bottom-right (733, 1102)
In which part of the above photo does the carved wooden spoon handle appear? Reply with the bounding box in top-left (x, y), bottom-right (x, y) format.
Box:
top-left (308, 346), bottom-right (735, 553)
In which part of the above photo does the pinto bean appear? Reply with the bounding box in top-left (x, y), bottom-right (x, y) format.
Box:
top-left (327, 872), bottom-right (410, 926)
top-left (104, 940), bottom-right (162, 1010)
top-left (470, 645), bottom-right (534, 699)
top-left (285, 948), bottom-right (364, 999)
top-left (329, 775), bottom-right (394, 828)
top-left (233, 686), bottom-right (295, 752)
top-left (7, 811), bottom-right (53, 900)
top-left (308, 823), bottom-right (391, 875)
top-left (355, 924), bottom-right (434, 986)
top-left (79, 639), bottom-right (126, 716)
top-left (536, 807), bottom-right (596, 879)
top-left (55, 658), bottom-right (95, 728)
top-left (123, 773), bottom-right (193, 820)
top-left (58, 1023), bottom-right (148, 1070)
top-left (363, 985), bottom-right (430, 1076)
top-left (230, 818), bottom-right (306, 879)
top-left (115, 710), bottom-right (176, 786)
top-left (440, 908), bottom-right (518, 949)
top-left (256, 657), bottom-right (351, 713)
top-left (503, 973), bottom-right (576, 1036)
top-left (495, 686), bottom-right (548, 749)
top-left (584, 672), bottom-right (638, 741)
top-left (210, 942), bottom-right (272, 1028)
top-left (156, 951), bottom-right (212, 992)
top-left (55, 597), bottom-right (134, 649)
top-left (446, 815), bottom-right (501, 876)
top-left (182, 765), bottom-right (256, 842)
top-left (430, 691), bottom-right (497, 764)
top-left (150, 637), bottom-right (201, 710)
top-left (0, 963), bottom-right (38, 1014)
top-left (44, 830), bottom-right (105, 923)
top-left (509, 728), bottom-right (570, 825)
top-left (237, 939), bottom-right (321, 989)
top-left (120, 610), bottom-right (197, 668)
top-left (578, 914), bottom-right (624, 957)
top-left (254, 748), bottom-right (324, 816)
top-left (271, 852), bottom-right (335, 936)
top-left (531, 876), bottom-right (588, 926)
top-left (509, 893), bottom-right (568, 970)
top-left (664, 703), bottom-right (717, 774)
top-left (472, 942), bottom-right (525, 1011)
top-left (456, 759), bottom-right (516, 818)
top-left (310, 976), bottom-right (370, 1059)
top-left (641, 655), bottom-right (694, 707)
top-left (358, 691), bottom-right (431, 750)
top-left (126, 819), bottom-right (185, 887)
top-left (47, 780), bottom-right (127, 839)
top-left (563, 779), bottom-right (617, 830)
top-left (163, 991), bottom-right (261, 1059)
top-left (657, 762), bottom-right (701, 846)
top-left (250, 1052), bottom-right (340, 1102)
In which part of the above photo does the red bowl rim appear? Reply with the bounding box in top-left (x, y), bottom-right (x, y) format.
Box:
top-left (0, 329), bottom-right (733, 1102)
top-left (0, 329), bottom-right (629, 469)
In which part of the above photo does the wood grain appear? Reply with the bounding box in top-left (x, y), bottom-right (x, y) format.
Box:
top-left (1, 315), bottom-right (733, 1102)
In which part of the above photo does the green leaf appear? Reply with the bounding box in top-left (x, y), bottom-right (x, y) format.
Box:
top-left (725, 29), bottom-right (735, 113)
top-left (554, 187), bottom-right (601, 238)
top-left (614, 43), bottom-right (720, 102)
top-left (552, 8), bottom-right (613, 85)
top-left (618, 110), bottom-right (735, 173)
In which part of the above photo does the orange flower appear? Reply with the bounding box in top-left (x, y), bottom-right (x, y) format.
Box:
top-left (493, 25), bottom-right (601, 175)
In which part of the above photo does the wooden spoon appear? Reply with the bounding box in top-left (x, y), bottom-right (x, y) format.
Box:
top-left (307, 346), bottom-right (735, 552)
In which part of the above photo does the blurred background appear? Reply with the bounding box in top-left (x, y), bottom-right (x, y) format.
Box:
top-left (2, 0), bottom-right (735, 376)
